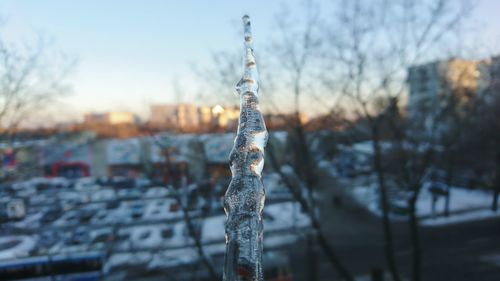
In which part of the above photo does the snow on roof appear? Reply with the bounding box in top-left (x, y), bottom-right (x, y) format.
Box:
top-left (0, 139), bottom-right (48, 149)
top-left (116, 222), bottom-right (185, 251)
top-left (106, 138), bottom-right (141, 165)
top-left (106, 213), bottom-right (310, 271)
top-left (104, 251), bottom-right (153, 272)
top-left (146, 248), bottom-right (197, 270)
top-left (351, 141), bottom-right (375, 155)
top-left (142, 198), bottom-right (178, 220)
top-left (201, 216), bottom-right (225, 243)
top-left (270, 131), bottom-right (288, 143)
top-left (90, 188), bottom-right (117, 202)
top-left (200, 133), bottom-right (235, 163)
top-left (12, 212), bottom-right (44, 229)
top-left (0, 236), bottom-right (37, 260)
top-left (12, 177), bottom-right (71, 190)
top-left (144, 187), bottom-right (169, 198)
top-left (150, 134), bottom-right (197, 164)
top-left (40, 143), bottom-right (91, 165)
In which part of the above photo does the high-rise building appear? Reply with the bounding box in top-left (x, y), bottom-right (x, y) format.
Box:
top-left (212, 105), bottom-right (239, 130)
top-left (407, 58), bottom-right (490, 133)
top-left (149, 104), bottom-right (178, 128)
top-left (408, 59), bottom-right (481, 107)
top-left (149, 104), bottom-right (199, 130)
top-left (198, 106), bottom-right (213, 128)
top-left (149, 104), bottom-right (241, 132)
top-left (176, 104), bottom-right (199, 131)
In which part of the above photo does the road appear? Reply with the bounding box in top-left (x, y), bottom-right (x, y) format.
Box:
top-left (294, 172), bottom-right (500, 281)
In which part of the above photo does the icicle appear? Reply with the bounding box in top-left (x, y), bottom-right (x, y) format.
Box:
top-left (223, 15), bottom-right (268, 281)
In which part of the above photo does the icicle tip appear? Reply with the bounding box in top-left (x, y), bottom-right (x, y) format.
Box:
top-left (242, 15), bottom-right (252, 44)
top-left (242, 14), bottom-right (250, 24)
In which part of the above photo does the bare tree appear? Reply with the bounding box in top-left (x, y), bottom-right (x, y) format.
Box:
top-left (321, 1), bottom-right (475, 281)
top-left (267, 1), bottom-right (324, 188)
top-left (196, 2), bottom-right (477, 281)
top-left (192, 50), bottom-right (241, 108)
top-left (0, 20), bottom-right (74, 184)
top-left (464, 57), bottom-right (500, 212)
top-left (266, 138), bottom-right (354, 281)
top-left (198, 2), bottom-right (354, 280)
top-left (483, 58), bottom-right (500, 212)
top-left (264, 3), bottom-right (357, 281)
top-left (0, 29), bottom-right (73, 137)
top-left (433, 62), bottom-right (484, 216)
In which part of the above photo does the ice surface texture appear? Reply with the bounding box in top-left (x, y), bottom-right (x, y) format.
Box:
top-left (223, 15), bottom-right (268, 281)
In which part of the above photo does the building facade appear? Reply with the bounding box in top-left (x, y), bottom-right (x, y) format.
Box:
top-left (407, 58), bottom-right (491, 134)
top-left (149, 104), bottom-right (240, 132)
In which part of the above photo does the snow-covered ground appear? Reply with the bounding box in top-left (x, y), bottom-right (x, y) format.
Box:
top-left (350, 183), bottom-right (497, 226)
top-left (417, 186), bottom-right (492, 216)
top-left (421, 209), bottom-right (500, 227)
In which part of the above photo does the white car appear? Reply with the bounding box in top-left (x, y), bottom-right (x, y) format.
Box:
top-left (144, 187), bottom-right (169, 198)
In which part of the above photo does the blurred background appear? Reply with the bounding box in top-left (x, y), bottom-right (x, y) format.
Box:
top-left (0, 0), bottom-right (499, 280)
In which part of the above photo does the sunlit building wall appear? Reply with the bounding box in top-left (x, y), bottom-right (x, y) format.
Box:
top-left (177, 104), bottom-right (199, 131)
top-left (149, 104), bottom-right (178, 128)
top-left (149, 104), bottom-right (241, 132)
top-left (198, 106), bottom-right (213, 127)
top-left (407, 58), bottom-right (490, 134)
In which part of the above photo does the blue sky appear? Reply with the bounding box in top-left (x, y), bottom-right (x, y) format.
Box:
top-left (0, 0), bottom-right (499, 123)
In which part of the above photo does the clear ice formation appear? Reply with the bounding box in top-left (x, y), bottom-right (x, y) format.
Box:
top-left (223, 15), bottom-right (268, 281)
